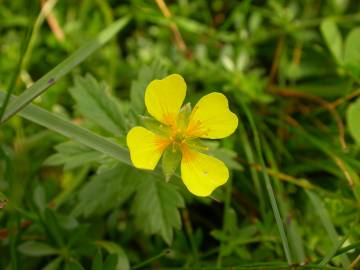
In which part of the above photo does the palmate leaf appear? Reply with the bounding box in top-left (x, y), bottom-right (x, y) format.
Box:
top-left (73, 164), bottom-right (138, 217)
top-left (131, 174), bottom-right (184, 244)
top-left (74, 162), bottom-right (184, 244)
top-left (70, 74), bottom-right (125, 135)
top-left (44, 141), bottom-right (101, 170)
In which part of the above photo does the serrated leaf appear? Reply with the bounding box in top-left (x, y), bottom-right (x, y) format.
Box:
top-left (132, 175), bottom-right (184, 244)
top-left (320, 18), bottom-right (343, 64)
top-left (44, 141), bottom-right (101, 170)
top-left (347, 97), bottom-right (360, 145)
top-left (70, 74), bottom-right (124, 135)
top-left (18, 241), bottom-right (59, 257)
top-left (73, 164), bottom-right (138, 217)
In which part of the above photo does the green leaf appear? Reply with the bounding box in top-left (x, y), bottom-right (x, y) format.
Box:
top-left (240, 103), bottom-right (293, 264)
top-left (44, 141), bottom-right (101, 170)
top-left (70, 74), bottom-right (125, 135)
top-left (73, 164), bottom-right (137, 217)
top-left (91, 251), bottom-right (103, 270)
top-left (103, 254), bottom-right (118, 270)
top-left (18, 241), bottom-right (59, 257)
top-left (65, 260), bottom-right (85, 270)
top-left (42, 257), bottom-right (63, 270)
top-left (140, 116), bottom-right (171, 136)
top-left (43, 208), bottom-right (65, 247)
top-left (162, 147), bottom-right (181, 181)
top-left (344, 27), bottom-right (360, 77)
top-left (347, 97), bottom-right (360, 145)
top-left (0, 91), bottom-right (131, 166)
top-left (132, 175), bottom-right (184, 244)
top-left (320, 18), bottom-right (343, 64)
top-left (96, 241), bottom-right (130, 270)
top-left (0, 1), bottom-right (35, 121)
top-left (33, 185), bottom-right (46, 212)
top-left (0, 16), bottom-right (130, 124)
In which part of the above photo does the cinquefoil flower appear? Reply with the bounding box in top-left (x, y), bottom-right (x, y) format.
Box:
top-left (126, 74), bottom-right (238, 196)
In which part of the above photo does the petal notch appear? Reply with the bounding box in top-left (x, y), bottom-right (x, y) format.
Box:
top-left (186, 92), bottom-right (238, 139)
top-left (145, 74), bottom-right (186, 126)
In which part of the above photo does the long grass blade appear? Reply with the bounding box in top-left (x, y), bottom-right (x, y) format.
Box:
top-left (0, 16), bottom-right (130, 124)
top-left (240, 102), bottom-right (293, 265)
top-left (306, 190), bottom-right (350, 268)
top-left (238, 124), bottom-right (266, 218)
top-left (0, 2), bottom-right (38, 121)
top-left (0, 91), bottom-right (131, 165)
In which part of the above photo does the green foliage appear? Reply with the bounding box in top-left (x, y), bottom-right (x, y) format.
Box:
top-left (344, 28), bottom-right (360, 78)
top-left (96, 241), bottom-right (130, 270)
top-left (162, 147), bottom-right (182, 181)
top-left (69, 75), bottom-right (125, 135)
top-left (347, 97), bottom-right (360, 145)
top-left (321, 18), bottom-right (343, 64)
top-left (1, 0), bottom-right (360, 269)
top-left (44, 141), bottom-right (100, 170)
top-left (73, 165), bottom-right (137, 217)
top-left (18, 241), bottom-right (59, 257)
top-left (132, 175), bottom-right (184, 245)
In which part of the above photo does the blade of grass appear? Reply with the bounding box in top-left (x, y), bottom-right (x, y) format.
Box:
top-left (216, 174), bottom-right (233, 266)
top-left (306, 190), bottom-right (350, 267)
top-left (0, 16), bottom-right (130, 124)
top-left (0, 91), bottom-right (131, 165)
top-left (333, 240), bottom-right (360, 258)
top-left (272, 121), bottom-right (360, 202)
top-left (0, 2), bottom-right (38, 121)
top-left (21, 0), bottom-right (60, 70)
top-left (318, 231), bottom-right (350, 267)
top-left (262, 137), bottom-right (306, 264)
top-left (238, 124), bottom-right (266, 218)
top-left (240, 102), bottom-right (293, 265)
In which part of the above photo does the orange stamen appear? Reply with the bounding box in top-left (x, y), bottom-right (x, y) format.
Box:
top-left (155, 137), bottom-right (172, 152)
top-left (180, 144), bottom-right (196, 161)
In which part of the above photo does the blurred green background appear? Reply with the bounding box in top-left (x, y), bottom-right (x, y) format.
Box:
top-left (1, 0), bottom-right (360, 269)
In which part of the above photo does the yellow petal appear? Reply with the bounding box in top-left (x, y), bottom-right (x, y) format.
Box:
top-left (126, 127), bottom-right (170, 170)
top-left (186, 92), bottom-right (238, 139)
top-left (181, 147), bottom-right (229, 196)
top-left (145, 74), bottom-right (186, 126)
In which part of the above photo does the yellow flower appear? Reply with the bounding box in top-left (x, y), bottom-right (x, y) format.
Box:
top-left (126, 74), bottom-right (238, 196)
